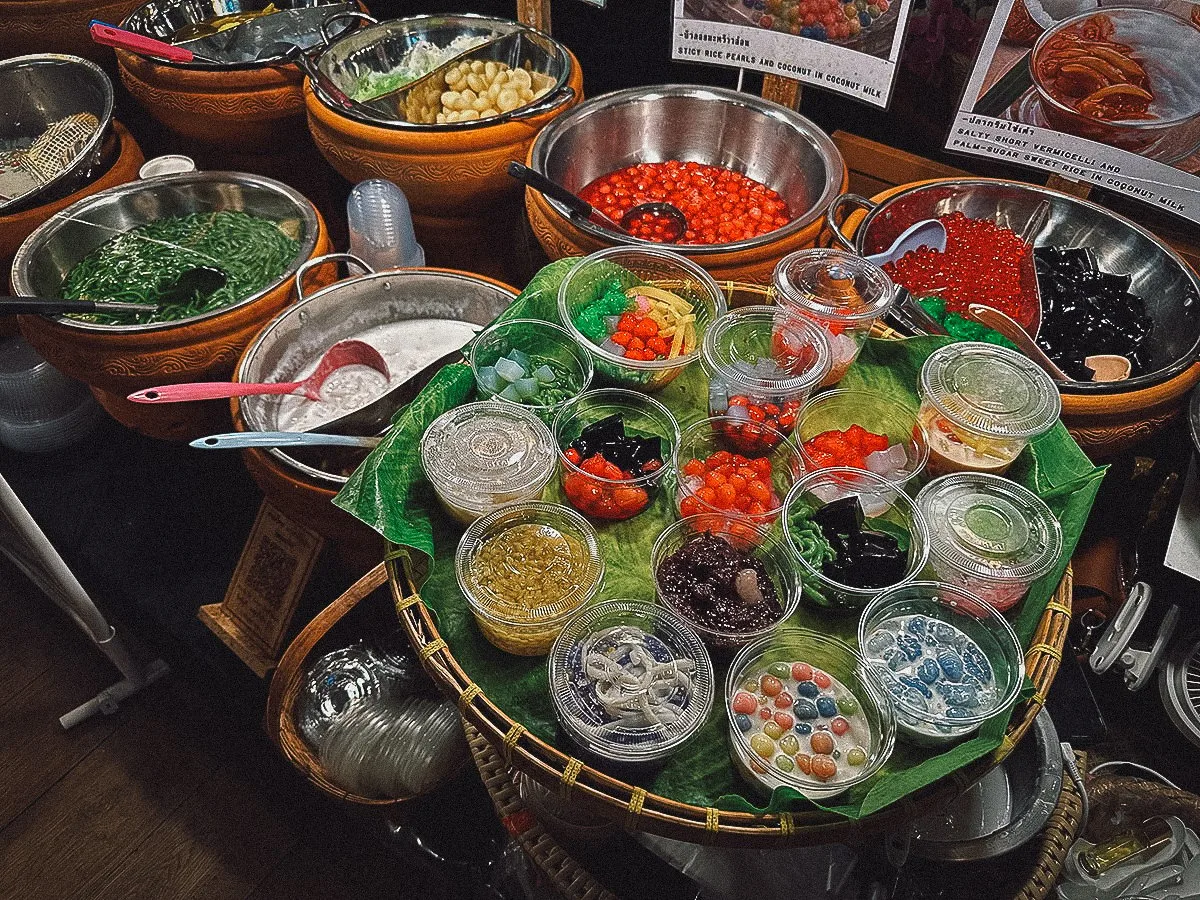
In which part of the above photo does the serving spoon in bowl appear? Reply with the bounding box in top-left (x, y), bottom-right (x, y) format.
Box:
top-left (127, 338), bottom-right (390, 403)
top-left (0, 265), bottom-right (227, 317)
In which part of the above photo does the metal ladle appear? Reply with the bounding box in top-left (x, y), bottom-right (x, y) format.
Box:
top-left (0, 265), bottom-right (226, 316)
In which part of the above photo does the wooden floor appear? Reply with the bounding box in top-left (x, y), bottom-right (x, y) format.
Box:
top-left (0, 557), bottom-right (410, 900)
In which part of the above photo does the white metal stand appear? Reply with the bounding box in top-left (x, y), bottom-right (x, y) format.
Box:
top-left (0, 472), bottom-right (168, 728)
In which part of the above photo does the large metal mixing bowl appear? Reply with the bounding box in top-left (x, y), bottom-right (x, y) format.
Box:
top-left (831, 179), bottom-right (1200, 396)
top-left (528, 85), bottom-right (845, 255)
top-left (0, 54), bottom-right (114, 216)
top-left (11, 171), bottom-right (321, 334)
top-left (236, 266), bottom-right (517, 485)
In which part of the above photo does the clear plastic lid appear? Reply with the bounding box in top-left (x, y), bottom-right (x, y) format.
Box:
top-left (548, 599), bottom-right (715, 764)
top-left (456, 501), bottom-right (604, 626)
top-left (917, 473), bottom-right (1063, 583)
top-left (702, 305), bottom-right (831, 395)
top-left (420, 401), bottom-right (556, 513)
top-left (920, 343), bottom-right (1061, 440)
top-left (773, 249), bottom-right (896, 324)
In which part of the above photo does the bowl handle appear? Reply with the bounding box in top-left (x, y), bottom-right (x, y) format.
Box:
top-left (320, 10), bottom-right (378, 47)
top-left (294, 253), bottom-right (374, 302)
top-left (824, 193), bottom-right (877, 253)
top-left (502, 85), bottom-right (577, 124)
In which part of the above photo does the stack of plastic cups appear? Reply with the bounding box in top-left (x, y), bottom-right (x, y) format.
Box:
top-left (0, 337), bottom-right (101, 452)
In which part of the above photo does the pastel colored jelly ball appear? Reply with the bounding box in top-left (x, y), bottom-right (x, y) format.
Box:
top-left (774, 691), bottom-right (794, 709)
top-left (830, 716), bottom-right (850, 736)
top-left (732, 692), bottom-right (757, 715)
top-left (811, 755), bottom-right (838, 780)
top-left (736, 713), bottom-right (753, 732)
top-left (774, 712), bottom-right (795, 731)
top-left (795, 753), bottom-right (813, 775)
top-left (750, 732), bottom-right (775, 759)
top-left (741, 677), bottom-right (759, 693)
top-left (759, 707), bottom-right (773, 720)
top-left (761, 674), bottom-right (784, 696)
top-left (847, 747), bottom-right (868, 767)
top-left (810, 731), bottom-right (835, 755)
top-left (839, 695), bottom-right (860, 716)
top-left (795, 721), bottom-right (813, 735)
top-left (797, 681), bottom-right (820, 699)
top-left (768, 662), bottom-right (791, 680)
top-left (816, 696), bottom-right (839, 718)
top-left (792, 662), bottom-right (814, 681)
top-left (813, 671), bottom-right (832, 690)
top-left (780, 734), bottom-right (800, 755)
top-left (775, 754), bottom-right (795, 773)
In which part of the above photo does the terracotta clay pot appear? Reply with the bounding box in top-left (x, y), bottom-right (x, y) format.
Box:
top-left (13, 173), bottom-right (335, 442)
top-left (116, 49), bottom-right (308, 153)
top-left (838, 178), bottom-right (1200, 459)
top-left (0, 0), bottom-right (144, 62)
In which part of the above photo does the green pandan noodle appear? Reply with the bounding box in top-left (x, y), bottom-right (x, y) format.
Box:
top-left (918, 295), bottom-right (1017, 350)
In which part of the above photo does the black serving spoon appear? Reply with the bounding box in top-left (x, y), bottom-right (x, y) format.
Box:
top-left (0, 265), bottom-right (226, 316)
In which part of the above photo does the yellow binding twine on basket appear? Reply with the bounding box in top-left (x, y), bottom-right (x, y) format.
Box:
top-left (704, 807), bottom-right (720, 842)
top-left (458, 683), bottom-right (482, 713)
top-left (395, 593), bottom-right (422, 612)
top-left (502, 723), bottom-right (526, 764)
top-left (560, 758), bottom-right (583, 795)
top-left (779, 812), bottom-right (795, 838)
top-left (1045, 599), bottom-right (1072, 617)
top-left (418, 638), bottom-right (447, 661)
top-left (1028, 642), bottom-right (1063, 662)
top-left (625, 787), bottom-right (647, 831)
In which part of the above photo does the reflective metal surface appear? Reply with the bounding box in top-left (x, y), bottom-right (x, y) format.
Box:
top-left (237, 268), bottom-right (516, 485)
top-left (313, 14), bottom-right (572, 130)
top-left (11, 171), bottom-right (320, 333)
top-left (0, 55), bottom-right (114, 215)
top-left (848, 179), bottom-right (1200, 395)
top-left (528, 85), bottom-right (845, 254)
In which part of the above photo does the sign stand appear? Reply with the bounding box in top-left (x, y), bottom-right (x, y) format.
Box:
top-left (199, 500), bottom-right (324, 678)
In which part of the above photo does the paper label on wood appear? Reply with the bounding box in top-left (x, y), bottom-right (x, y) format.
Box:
top-left (671, 0), bottom-right (915, 106)
top-left (949, 0), bottom-right (1200, 225)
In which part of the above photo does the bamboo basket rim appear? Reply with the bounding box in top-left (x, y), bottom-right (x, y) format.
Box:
top-left (384, 278), bottom-right (1074, 844)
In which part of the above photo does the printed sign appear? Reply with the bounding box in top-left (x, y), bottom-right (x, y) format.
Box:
top-left (950, 0), bottom-right (1200, 224)
top-left (672, 0), bottom-right (915, 106)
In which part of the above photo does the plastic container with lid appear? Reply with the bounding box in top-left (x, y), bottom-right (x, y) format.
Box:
top-left (456, 501), bottom-right (604, 656)
top-left (858, 582), bottom-right (1025, 748)
top-left (917, 342), bottom-right (1061, 478)
top-left (548, 599), bottom-right (714, 767)
top-left (557, 245), bottom-right (727, 392)
top-left (701, 305), bottom-right (830, 452)
top-left (783, 467), bottom-right (930, 611)
top-left (916, 473), bottom-right (1063, 612)
top-left (650, 514), bottom-right (800, 650)
top-left (673, 415), bottom-right (802, 528)
top-left (469, 319), bottom-right (594, 424)
top-left (0, 336), bottom-right (101, 452)
top-left (795, 389), bottom-right (929, 491)
top-left (772, 249), bottom-right (896, 386)
top-left (726, 627), bottom-right (894, 800)
top-left (552, 388), bottom-right (678, 522)
top-left (420, 401), bottom-right (556, 525)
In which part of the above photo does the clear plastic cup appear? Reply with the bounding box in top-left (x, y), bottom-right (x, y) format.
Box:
top-left (701, 305), bottom-right (830, 450)
top-left (548, 599), bottom-right (715, 767)
top-left (650, 513), bottom-right (800, 651)
top-left (456, 501), bottom-right (604, 656)
top-left (552, 388), bottom-right (678, 522)
top-left (795, 389), bottom-right (929, 492)
top-left (673, 416), bottom-right (802, 529)
top-left (918, 342), bottom-right (1061, 478)
top-left (420, 401), bottom-right (556, 525)
top-left (772, 249), bottom-right (896, 386)
top-left (783, 467), bottom-right (930, 611)
top-left (557, 245), bottom-right (727, 392)
top-left (469, 319), bottom-right (594, 424)
top-left (858, 582), bottom-right (1025, 748)
top-left (726, 627), bottom-right (895, 800)
top-left (916, 473), bottom-right (1063, 613)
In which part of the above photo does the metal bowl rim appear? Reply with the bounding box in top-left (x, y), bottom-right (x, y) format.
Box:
top-left (11, 170), bottom-right (321, 335)
top-left (528, 84), bottom-right (846, 255)
top-left (0, 53), bottom-right (115, 216)
top-left (851, 177), bottom-right (1200, 395)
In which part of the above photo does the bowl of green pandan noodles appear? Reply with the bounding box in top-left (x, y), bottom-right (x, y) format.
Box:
top-left (10, 170), bottom-right (330, 440)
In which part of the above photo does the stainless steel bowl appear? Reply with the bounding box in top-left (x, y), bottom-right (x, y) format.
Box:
top-left (121, 0), bottom-right (359, 69)
top-left (11, 171), bottom-right (320, 333)
top-left (0, 54), bottom-right (114, 216)
top-left (528, 85), bottom-right (845, 254)
top-left (312, 14), bottom-right (574, 130)
top-left (831, 179), bottom-right (1200, 395)
top-left (237, 266), bottom-right (517, 485)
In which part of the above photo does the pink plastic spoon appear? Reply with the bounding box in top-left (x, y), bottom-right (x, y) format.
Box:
top-left (127, 339), bottom-right (390, 404)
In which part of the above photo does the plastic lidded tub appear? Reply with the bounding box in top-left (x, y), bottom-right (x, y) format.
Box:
top-left (772, 249), bottom-right (896, 386)
top-left (420, 401), bottom-right (556, 525)
top-left (552, 388), bottom-right (679, 522)
top-left (858, 582), bottom-right (1025, 748)
top-left (701, 305), bottom-right (830, 446)
top-left (795, 389), bottom-right (929, 491)
top-left (918, 342), bottom-right (1061, 478)
top-left (0, 336), bottom-right (92, 424)
top-left (548, 599), bottom-right (714, 766)
top-left (557, 245), bottom-right (727, 391)
top-left (651, 513), bottom-right (800, 650)
top-left (783, 467), bottom-right (930, 611)
top-left (469, 318), bottom-right (594, 424)
top-left (916, 473), bottom-right (1063, 613)
top-left (726, 627), bottom-right (894, 800)
top-left (456, 501), bottom-right (604, 656)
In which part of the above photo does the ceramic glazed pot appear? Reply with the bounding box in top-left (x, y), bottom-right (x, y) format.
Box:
top-left (833, 177), bottom-right (1200, 459)
top-left (524, 84), bottom-right (847, 285)
top-left (0, 0), bottom-right (144, 62)
top-left (12, 172), bottom-right (332, 441)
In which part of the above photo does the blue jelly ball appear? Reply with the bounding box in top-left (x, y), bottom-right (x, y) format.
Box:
top-left (896, 634), bottom-right (923, 661)
top-left (859, 10), bottom-right (871, 25)
top-left (937, 648), bottom-right (964, 681)
top-left (736, 713), bottom-right (753, 732)
top-left (795, 721), bottom-right (813, 735)
top-left (797, 681), bottom-right (820, 698)
top-left (816, 696), bottom-right (838, 718)
top-left (813, 24), bottom-right (827, 39)
top-left (793, 698), bottom-right (819, 719)
top-left (906, 616), bottom-right (926, 637)
top-left (899, 675), bottom-right (933, 699)
top-left (918, 659), bottom-right (941, 684)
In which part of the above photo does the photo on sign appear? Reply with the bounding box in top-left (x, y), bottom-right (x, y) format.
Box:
top-left (672, 0), bottom-right (916, 105)
top-left (955, 0), bottom-right (1200, 192)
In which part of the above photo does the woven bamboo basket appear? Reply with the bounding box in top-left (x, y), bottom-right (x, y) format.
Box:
top-left (383, 278), bottom-right (1075, 846)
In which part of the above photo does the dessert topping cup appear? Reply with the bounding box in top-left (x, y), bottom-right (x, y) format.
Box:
top-left (470, 318), bottom-right (594, 424)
